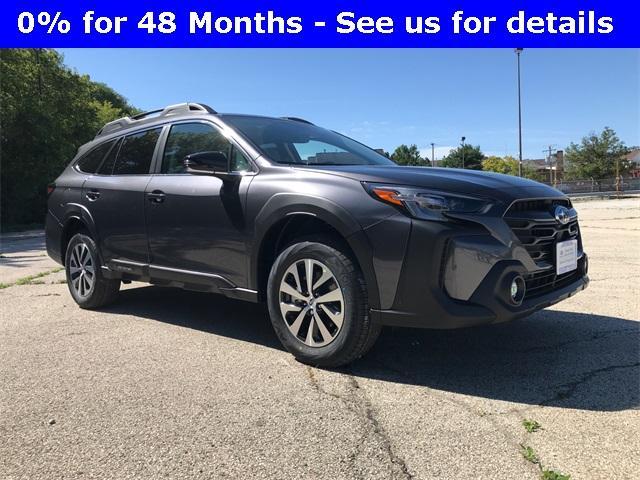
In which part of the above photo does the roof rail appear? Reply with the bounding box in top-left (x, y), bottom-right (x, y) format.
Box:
top-left (281, 116), bottom-right (314, 125)
top-left (95, 102), bottom-right (217, 138)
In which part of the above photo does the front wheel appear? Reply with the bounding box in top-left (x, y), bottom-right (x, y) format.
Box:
top-left (65, 233), bottom-right (120, 309)
top-left (267, 239), bottom-right (381, 367)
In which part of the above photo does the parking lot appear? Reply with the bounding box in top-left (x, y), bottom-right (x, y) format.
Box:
top-left (1, 197), bottom-right (638, 479)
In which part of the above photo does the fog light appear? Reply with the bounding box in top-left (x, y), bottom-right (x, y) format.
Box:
top-left (583, 255), bottom-right (589, 275)
top-left (509, 275), bottom-right (526, 306)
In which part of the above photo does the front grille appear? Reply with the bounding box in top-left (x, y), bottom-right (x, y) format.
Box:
top-left (504, 198), bottom-right (582, 299)
top-left (506, 218), bottom-right (579, 265)
top-left (506, 198), bottom-right (570, 214)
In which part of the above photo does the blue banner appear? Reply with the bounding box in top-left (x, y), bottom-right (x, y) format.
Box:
top-left (2, 0), bottom-right (637, 47)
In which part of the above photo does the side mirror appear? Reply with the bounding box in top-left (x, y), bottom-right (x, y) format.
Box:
top-left (183, 151), bottom-right (229, 175)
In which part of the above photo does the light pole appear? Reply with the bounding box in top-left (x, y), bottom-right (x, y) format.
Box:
top-left (431, 142), bottom-right (435, 167)
top-left (461, 136), bottom-right (466, 169)
top-left (515, 48), bottom-right (524, 177)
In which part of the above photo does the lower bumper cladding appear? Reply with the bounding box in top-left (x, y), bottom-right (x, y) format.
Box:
top-left (371, 265), bottom-right (588, 329)
top-left (369, 217), bottom-right (589, 329)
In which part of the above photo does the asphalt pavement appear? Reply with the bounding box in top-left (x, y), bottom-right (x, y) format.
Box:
top-left (1, 197), bottom-right (638, 479)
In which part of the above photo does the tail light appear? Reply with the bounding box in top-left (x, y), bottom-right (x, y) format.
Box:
top-left (47, 183), bottom-right (56, 196)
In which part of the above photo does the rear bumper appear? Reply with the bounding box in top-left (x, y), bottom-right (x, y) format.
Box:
top-left (45, 210), bottom-right (64, 265)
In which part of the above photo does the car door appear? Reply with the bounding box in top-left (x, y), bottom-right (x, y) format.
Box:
top-left (144, 121), bottom-right (255, 287)
top-left (82, 127), bottom-right (162, 268)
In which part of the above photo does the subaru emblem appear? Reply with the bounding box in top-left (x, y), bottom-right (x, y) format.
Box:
top-left (554, 205), bottom-right (571, 225)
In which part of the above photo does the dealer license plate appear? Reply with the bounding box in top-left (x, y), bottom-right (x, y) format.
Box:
top-left (556, 239), bottom-right (578, 275)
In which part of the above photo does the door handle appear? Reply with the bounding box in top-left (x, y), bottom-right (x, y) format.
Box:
top-left (147, 190), bottom-right (166, 204)
top-left (86, 189), bottom-right (100, 201)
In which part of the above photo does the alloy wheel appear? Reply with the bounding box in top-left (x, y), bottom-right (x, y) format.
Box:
top-left (69, 243), bottom-right (95, 298)
top-left (279, 258), bottom-right (345, 347)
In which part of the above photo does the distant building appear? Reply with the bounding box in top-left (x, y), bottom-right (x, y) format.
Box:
top-left (626, 149), bottom-right (640, 178)
top-left (523, 150), bottom-right (564, 183)
top-left (305, 151), bottom-right (354, 164)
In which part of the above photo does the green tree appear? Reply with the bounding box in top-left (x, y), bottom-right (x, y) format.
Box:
top-left (391, 144), bottom-right (424, 166)
top-left (441, 144), bottom-right (484, 170)
top-left (0, 49), bottom-right (138, 228)
top-left (481, 155), bottom-right (547, 181)
top-left (565, 127), bottom-right (630, 180)
top-left (482, 155), bottom-right (519, 175)
top-left (522, 165), bottom-right (548, 182)
top-left (90, 81), bottom-right (140, 114)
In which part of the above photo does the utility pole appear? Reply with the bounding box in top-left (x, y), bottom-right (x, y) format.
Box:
top-left (431, 143), bottom-right (435, 167)
top-left (515, 48), bottom-right (524, 177)
top-left (543, 145), bottom-right (557, 185)
top-left (616, 157), bottom-right (621, 195)
top-left (461, 136), bottom-right (466, 169)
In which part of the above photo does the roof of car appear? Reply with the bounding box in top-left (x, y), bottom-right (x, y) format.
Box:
top-left (94, 104), bottom-right (315, 141)
top-left (219, 113), bottom-right (314, 125)
top-left (79, 104), bottom-right (315, 157)
top-left (94, 102), bottom-right (217, 139)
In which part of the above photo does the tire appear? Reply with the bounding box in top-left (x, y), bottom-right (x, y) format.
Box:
top-left (267, 238), bottom-right (381, 367)
top-left (65, 233), bottom-right (120, 309)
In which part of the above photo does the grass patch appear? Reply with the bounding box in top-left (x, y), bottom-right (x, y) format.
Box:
top-left (517, 420), bottom-right (572, 480)
top-left (523, 419), bottom-right (542, 433)
top-left (541, 470), bottom-right (571, 480)
top-left (519, 442), bottom-right (571, 479)
top-left (4, 268), bottom-right (64, 288)
top-left (520, 445), bottom-right (539, 464)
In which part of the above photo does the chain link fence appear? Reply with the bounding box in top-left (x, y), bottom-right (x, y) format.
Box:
top-left (540, 177), bottom-right (640, 195)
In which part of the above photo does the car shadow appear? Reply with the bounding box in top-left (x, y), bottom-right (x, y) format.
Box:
top-left (354, 309), bottom-right (640, 412)
top-left (106, 285), bottom-right (639, 412)
top-left (0, 235), bottom-right (46, 255)
top-left (105, 285), bottom-right (283, 350)
top-left (0, 236), bottom-right (49, 270)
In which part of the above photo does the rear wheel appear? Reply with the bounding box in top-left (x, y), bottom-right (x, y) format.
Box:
top-left (267, 239), bottom-right (381, 367)
top-left (65, 233), bottom-right (120, 309)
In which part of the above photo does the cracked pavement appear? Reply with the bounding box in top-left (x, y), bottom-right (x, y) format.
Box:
top-left (1, 197), bottom-right (639, 479)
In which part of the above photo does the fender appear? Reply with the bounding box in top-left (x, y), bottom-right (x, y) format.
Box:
top-left (58, 203), bottom-right (101, 264)
top-left (63, 203), bottom-right (99, 239)
top-left (250, 193), bottom-right (381, 309)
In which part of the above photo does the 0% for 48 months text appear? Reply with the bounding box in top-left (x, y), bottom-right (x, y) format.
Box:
top-left (18, 11), bottom-right (178, 35)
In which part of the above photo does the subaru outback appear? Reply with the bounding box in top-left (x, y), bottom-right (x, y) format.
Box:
top-left (46, 103), bottom-right (589, 366)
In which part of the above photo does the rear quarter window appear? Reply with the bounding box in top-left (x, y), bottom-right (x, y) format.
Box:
top-left (75, 140), bottom-right (116, 174)
top-left (113, 128), bottom-right (162, 175)
top-left (97, 137), bottom-right (122, 175)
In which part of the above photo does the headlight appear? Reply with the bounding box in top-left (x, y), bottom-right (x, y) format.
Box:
top-left (364, 183), bottom-right (493, 221)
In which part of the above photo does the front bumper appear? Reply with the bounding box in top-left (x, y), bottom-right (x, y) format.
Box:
top-left (371, 261), bottom-right (588, 329)
top-left (367, 217), bottom-right (589, 329)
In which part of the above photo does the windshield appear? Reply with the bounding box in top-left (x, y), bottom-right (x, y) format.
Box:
top-left (223, 116), bottom-right (395, 166)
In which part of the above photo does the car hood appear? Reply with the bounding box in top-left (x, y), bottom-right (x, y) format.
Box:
top-left (295, 165), bottom-right (565, 204)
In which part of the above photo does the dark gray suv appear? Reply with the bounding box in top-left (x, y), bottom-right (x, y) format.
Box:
top-left (46, 103), bottom-right (589, 366)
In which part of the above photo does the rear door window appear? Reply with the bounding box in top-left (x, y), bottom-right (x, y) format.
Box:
top-left (113, 128), bottom-right (162, 175)
top-left (76, 140), bottom-right (116, 174)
